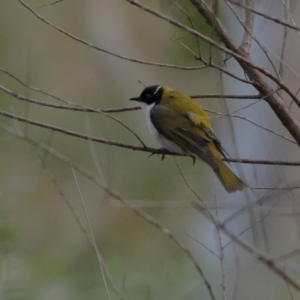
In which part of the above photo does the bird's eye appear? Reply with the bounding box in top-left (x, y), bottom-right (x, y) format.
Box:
top-left (145, 94), bottom-right (151, 98)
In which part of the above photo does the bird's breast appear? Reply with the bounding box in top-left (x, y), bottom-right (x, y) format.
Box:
top-left (141, 103), bottom-right (183, 154)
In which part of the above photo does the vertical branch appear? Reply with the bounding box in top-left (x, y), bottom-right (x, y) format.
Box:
top-left (239, 0), bottom-right (254, 55)
top-left (213, 179), bottom-right (227, 300)
top-left (279, 0), bottom-right (291, 80)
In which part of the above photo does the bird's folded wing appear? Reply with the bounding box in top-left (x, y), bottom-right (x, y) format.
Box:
top-left (187, 110), bottom-right (230, 160)
top-left (150, 105), bottom-right (219, 169)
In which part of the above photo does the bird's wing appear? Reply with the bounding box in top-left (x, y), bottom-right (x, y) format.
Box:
top-left (187, 111), bottom-right (230, 160)
top-left (150, 105), bottom-right (219, 170)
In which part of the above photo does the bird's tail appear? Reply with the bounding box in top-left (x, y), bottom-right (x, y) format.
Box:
top-left (214, 160), bottom-right (248, 193)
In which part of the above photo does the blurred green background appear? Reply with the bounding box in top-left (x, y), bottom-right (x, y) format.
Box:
top-left (1, 0), bottom-right (300, 299)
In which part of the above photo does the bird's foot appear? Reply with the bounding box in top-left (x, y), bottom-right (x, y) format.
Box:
top-left (148, 148), bottom-right (167, 161)
top-left (190, 154), bottom-right (197, 165)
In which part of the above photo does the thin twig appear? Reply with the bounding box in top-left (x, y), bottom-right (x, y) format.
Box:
top-left (205, 107), bottom-right (296, 145)
top-left (172, 1), bottom-right (202, 56)
top-left (222, 203), bottom-right (274, 249)
top-left (186, 230), bottom-right (220, 259)
top-left (71, 168), bottom-right (112, 300)
top-left (0, 67), bottom-right (78, 105)
top-left (231, 115), bottom-right (295, 145)
top-left (213, 180), bottom-right (227, 300)
top-left (191, 94), bottom-right (261, 99)
top-left (181, 42), bottom-right (254, 84)
top-left (37, 0), bottom-right (64, 8)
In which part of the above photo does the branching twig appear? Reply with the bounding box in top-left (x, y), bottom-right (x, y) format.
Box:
top-left (0, 84), bottom-right (146, 147)
top-left (193, 203), bottom-right (300, 292)
top-left (206, 108), bottom-right (296, 145)
top-left (18, 0), bottom-right (209, 71)
top-left (228, 0), bottom-right (300, 33)
top-left (181, 42), bottom-right (254, 84)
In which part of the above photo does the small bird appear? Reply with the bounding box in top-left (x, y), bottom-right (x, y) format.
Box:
top-left (130, 85), bottom-right (248, 193)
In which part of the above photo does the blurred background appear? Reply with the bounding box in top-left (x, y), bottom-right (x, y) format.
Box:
top-left (1, 0), bottom-right (300, 299)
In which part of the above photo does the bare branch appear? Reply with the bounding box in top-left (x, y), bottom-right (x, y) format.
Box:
top-left (1, 108), bottom-right (300, 166)
top-left (279, 0), bottom-right (291, 79)
top-left (0, 67), bottom-right (71, 105)
top-left (205, 108), bottom-right (297, 145)
top-left (191, 94), bottom-right (261, 99)
top-left (239, 0), bottom-right (254, 55)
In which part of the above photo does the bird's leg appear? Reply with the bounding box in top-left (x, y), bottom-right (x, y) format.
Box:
top-left (148, 148), bottom-right (167, 161)
top-left (160, 149), bottom-right (166, 161)
top-left (190, 154), bottom-right (197, 165)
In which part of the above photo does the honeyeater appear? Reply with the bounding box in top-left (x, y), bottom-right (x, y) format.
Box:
top-left (129, 85), bottom-right (248, 193)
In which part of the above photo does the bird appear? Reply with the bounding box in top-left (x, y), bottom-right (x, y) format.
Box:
top-left (129, 85), bottom-right (248, 193)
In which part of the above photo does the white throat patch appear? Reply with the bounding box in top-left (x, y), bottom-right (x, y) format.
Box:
top-left (140, 101), bottom-right (159, 143)
top-left (140, 101), bottom-right (183, 155)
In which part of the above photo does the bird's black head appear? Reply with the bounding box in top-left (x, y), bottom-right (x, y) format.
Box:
top-left (130, 85), bottom-right (163, 105)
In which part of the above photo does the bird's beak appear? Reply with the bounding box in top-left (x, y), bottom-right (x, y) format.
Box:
top-left (129, 96), bottom-right (140, 101)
